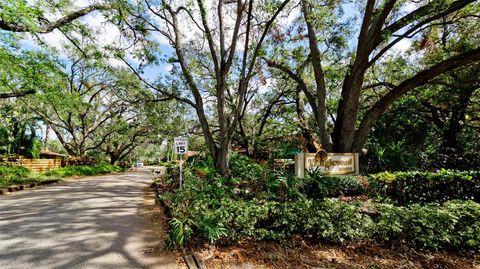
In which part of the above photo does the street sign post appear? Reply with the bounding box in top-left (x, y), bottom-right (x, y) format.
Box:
top-left (174, 137), bottom-right (188, 186)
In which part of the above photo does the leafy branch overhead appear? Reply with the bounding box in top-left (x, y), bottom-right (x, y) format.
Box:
top-left (0, 2), bottom-right (112, 33)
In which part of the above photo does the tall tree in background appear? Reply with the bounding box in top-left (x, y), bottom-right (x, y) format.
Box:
top-left (27, 55), bottom-right (143, 158)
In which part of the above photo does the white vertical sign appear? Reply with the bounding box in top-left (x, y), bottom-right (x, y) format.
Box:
top-left (174, 136), bottom-right (188, 186)
top-left (174, 137), bottom-right (188, 154)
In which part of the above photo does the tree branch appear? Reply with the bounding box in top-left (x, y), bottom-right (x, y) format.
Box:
top-left (0, 89), bottom-right (36, 99)
top-left (353, 46), bottom-right (480, 151)
top-left (0, 4), bottom-right (111, 33)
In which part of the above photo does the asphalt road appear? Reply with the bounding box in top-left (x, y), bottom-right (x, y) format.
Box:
top-left (0, 169), bottom-right (175, 269)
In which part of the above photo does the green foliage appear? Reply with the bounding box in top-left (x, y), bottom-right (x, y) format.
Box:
top-left (229, 153), bottom-right (265, 180)
top-left (408, 203), bottom-right (459, 250)
top-left (161, 156), bottom-right (480, 251)
top-left (43, 164), bottom-right (123, 178)
top-left (316, 199), bottom-right (374, 242)
top-left (374, 200), bottom-right (480, 250)
top-left (196, 216), bottom-right (227, 244)
top-left (2, 163), bottom-right (117, 188)
top-left (374, 203), bottom-right (407, 242)
top-left (0, 165), bottom-right (32, 188)
top-left (0, 164), bottom-right (68, 188)
top-left (270, 198), bottom-right (374, 242)
top-left (166, 218), bottom-right (193, 248)
top-left (305, 171), bottom-right (365, 198)
top-left (26, 139), bottom-right (43, 159)
top-left (368, 170), bottom-right (480, 204)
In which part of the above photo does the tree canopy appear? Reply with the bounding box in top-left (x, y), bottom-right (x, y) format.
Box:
top-left (0, 0), bottom-right (479, 173)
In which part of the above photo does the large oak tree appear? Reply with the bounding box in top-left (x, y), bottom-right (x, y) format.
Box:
top-left (266, 0), bottom-right (480, 152)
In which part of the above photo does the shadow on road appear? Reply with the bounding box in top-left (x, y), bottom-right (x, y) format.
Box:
top-left (0, 172), bottom-right (175, 269)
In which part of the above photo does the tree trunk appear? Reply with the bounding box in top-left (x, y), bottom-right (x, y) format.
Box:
top-left (332, 60), bottom-right (368, 153)
top-left (214, 145), bottom-right (230, 178)
top-left (109, 153), bottom-right (117, 165)
top-left (237, 122), bottom-right (252, 157)
top-left (43, 124), bottom-right (51, 151)
top-left (296, 87), bottom-right (317, 152)
top-left (441, 88), bottom-right (475, 152)
top-left (301, 0), bottom-right (332, 151)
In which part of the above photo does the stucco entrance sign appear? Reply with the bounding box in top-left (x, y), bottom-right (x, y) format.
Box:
top-left (294, 153), bottom-right (359, 178)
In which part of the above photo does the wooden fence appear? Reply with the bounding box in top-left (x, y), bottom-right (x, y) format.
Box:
top-left (19, 159), bottom-right (64, 172)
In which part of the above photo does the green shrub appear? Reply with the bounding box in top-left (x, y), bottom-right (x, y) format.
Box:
top-left (163, 169), bottom-right (480, 251)
top-left (368, 170), bottom-right (480, 204)
top-left (316, 199), bottom-right (374, 242)
top-left (166, 218), bottom-right (194, 248)
top-left (229, 153), bottom-right (265, 180)
top-left (161, 156), bottom-right (480, 251)
top-left (43, 164), bottom-right (123, 178)
top-left (305, 171), bottom-right (365, 198)
top-left (0, 165), bottom-right (33, 187)
top-left (408, 203), bottom-right (459, 249)
top-left (446, 200), bottom-right (480, 249)
top-left (374, 203), bottom-right (407, 242)
top-left (407, 200), bottom-right (480, 250)
top-left (373, 200), bottom-right (480, 250)
top-left (0, 165), bottom-right (31, 178)
top-left (0, 164), bottom-right (123, 188)
top-left (163, 178), bottom-right (375, 247)
top-left (270, 198), bottom-right (374, 242)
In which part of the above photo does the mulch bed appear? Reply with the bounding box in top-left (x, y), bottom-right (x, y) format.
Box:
top-left (175, 238), bottom-right (479, 269)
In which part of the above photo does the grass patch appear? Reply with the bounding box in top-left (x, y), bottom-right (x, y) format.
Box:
top-left (0, 165), bottom-right (62, 188)
top-left (43, 164), bottom-right (124, 178)
top-left (0, 166), bottom-right (37, 188)
top-left (0, 164), bottom-right (123, 189)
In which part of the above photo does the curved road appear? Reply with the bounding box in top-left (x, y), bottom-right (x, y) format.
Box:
top-left (0, 170), bottom-right (175, 269)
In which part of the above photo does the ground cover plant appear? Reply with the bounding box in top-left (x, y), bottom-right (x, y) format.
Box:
top-left (0, 164), bottom-right (124, 189)
top-left (157, 154), bottom-right (480, 253)
top-left (43, 163), bottom-right (124, 178)
top-left (368, 170), bottom-right (480, 204)
top-left (0, 165), bottom-right (42, 188)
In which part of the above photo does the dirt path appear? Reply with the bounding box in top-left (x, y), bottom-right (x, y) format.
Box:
top-left (0, 170), bottom-right (176, 269)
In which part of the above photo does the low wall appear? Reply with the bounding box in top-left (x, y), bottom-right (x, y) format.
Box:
top-left (19, 159), bottom-right (64, 172)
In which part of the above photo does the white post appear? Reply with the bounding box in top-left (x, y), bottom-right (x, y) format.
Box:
top-left (354, 153), bottom-right (360, 175)
top-left (179, 154), bottom-right (183, 187)
top-left (295, 153), bottom-right (305, 178)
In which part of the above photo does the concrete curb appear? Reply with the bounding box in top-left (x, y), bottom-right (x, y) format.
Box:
top-left (0, 179), bottom-right (61, 195)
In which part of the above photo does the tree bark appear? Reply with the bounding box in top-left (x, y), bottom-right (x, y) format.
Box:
top-left (109, 152), bottom-right (118, 165)
top-left (43, 124), bottom-right (50, 151)
top-left (215, 145), bottom-right (230, 178)
top-left (331, 0), bottom-right (476, 152)
top-left (441, 87), bottom-right (477, 151)
top-left (296, 86), bottom-right (317, 153)
top-left (301, 0), bottom-right (332, 151)
top-left (0, 90), bottom-right (36, 99)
